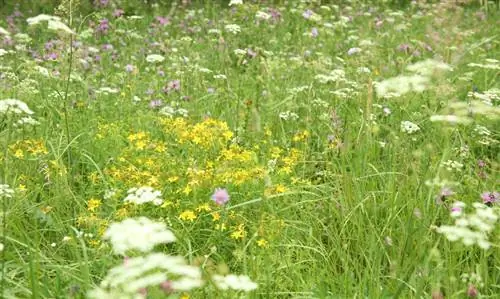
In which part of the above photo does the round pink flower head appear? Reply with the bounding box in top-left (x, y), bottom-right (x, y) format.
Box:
top-left (211, 188), bottom-right (229, 206)
top-left (481, 191), bottom-right (499, 204)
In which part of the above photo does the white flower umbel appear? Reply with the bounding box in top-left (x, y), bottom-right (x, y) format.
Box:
top-left (146, 54), bottom-right (165, 63)
top-left (124, 187), bottom-right (163, 205)
top-left (27, 14), bottom-right (75, 35)
top-left (89, 253), bottom-right (203, 298)
top-left (400, 121), bottom-right (420, 134)
top-left (0, 99), bottom-right (34, 115)
top-left (436, 203), bottom-right (499, 250)
top-left (212, 274), bottom-right (258, 292)
top-left (406, 59), bottom-right (453, 76)
top-left (229, 0), bottom-right (243, 6)
top-left (0, 184), bottom-right (14, 198)
top-left (374, 74), bottom-right (429, 98)
top-left (103, 217), bottom-right (176, 255)
top-left (225, 24), bottom-right (241, 35)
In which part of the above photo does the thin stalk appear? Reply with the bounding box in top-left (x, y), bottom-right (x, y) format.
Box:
top-left (62, 0), bottom-right (75, 170)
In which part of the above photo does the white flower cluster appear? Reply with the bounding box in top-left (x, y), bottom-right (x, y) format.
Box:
top-left (467, 58), bottom-right (500, 70)
top-left (124, 187), bottom-right (163, 206)
top-left (400, 121), bottom-right (420, 134)
top-left (159, 106), bottom-right (188, 118)
top-left (229, 0), bottom-right (243, 6)
top-left (0, 99), bottom-right (34, 115)
top-left (279, 111), bottom-right (299, 121)
top-left (441, 160), bottom-right (464, 172)
top-left (315, 69), bottom-right (346, 84)
top-left (436, 202), bottom-right (498, 249)
top-left (146, 54), bottom-right (165, 63)
top-left (26, 14), bottom-right (75, 35)
top-left (375, 59), bottom-right (452, 98)
top-left (103, 217), bottom-right (176, 255)
top-left (0, 184), bottom-right (14, 198)
top-left (225, 24), bottom-right (241, 35)
top-left (88, 253), bottom-right (203, 298)
top-left (212, 274), bottom-right (258, 291)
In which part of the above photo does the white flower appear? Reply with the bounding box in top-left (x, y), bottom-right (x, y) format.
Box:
top-left (375, 75), bottom-right (429, 98)
top-left (212, 274), bottom-right (258, 291)
top-left (234, 48), bottom-right (247, 56)
top-left (0, 243), bottom-right (3, 252)
top-left (103, 217), bottom-right (176, 254)
top-left (225, 24), bottom-right (241, 35)
top-left (347, 47), bottom-right (361, 55)
top-left (0, 49), bottom-right (8, 56)
top-left (0, 99), bottom-right (34, 115)
top-left (95, 87), bottom-right (119, 95)
top-left (15, 116), bottom-right (40, 127)
top-left (406, 59), bottom-right (452, 76)
top-left (400, 121), bottom-right (420, 134)
top-left (90, 253), bottom-right (203, 298)
top-left (213, 74), bottom-right (227, 80)
top-left (430, 115), bottom-right (472, 125)
top-left (256, 11), bottom-right (271, 20)
top-left (124, 187), bottom-right (163, 205)
top-left (279, 111), bottom-right (299, 121)
top-left (441, 160), bottom-right (463, 172)
top-left (0, 184), bottom-right (14, 198)
top-left (146, 54), bottom-right (165, 63)
top-left (229, 0), bottom-right (243, 5)
top-left (0, 26), bottom-right (9, 36)
top-left (47, 20), bottom-right (76, 35)
top-left (27, 14), bottom-right (74, 34)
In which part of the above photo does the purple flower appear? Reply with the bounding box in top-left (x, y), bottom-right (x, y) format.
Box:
top-left (398, 43), bottom-right (410, 52)
top-left (125, 64), bottom-right (135, 72)
top-left (97, 19), bottom-right (109, 34)
top-left (163, 79), bottom-right (181, 93)
top-left (156, 16), bottom-right (170, 26)
top-left (113, 9), bottom-right (124, 18)
top-left (481, 191), bottom-right (499, 204)
top-left (435, 187), bottom-right (454, 205)
top-left (102, 43), bottom-right (113, 51)
top-left (302, 9), bottom-right (313, 19)
top-left (149, 99), bottom-right (163, 108)
top-left (477, 160), bottom-right (486, 168)
top-left (311, 27), bottom-right (319, 38)
top-left (247, 48), bottom-right (257, 58)
top-left (211, 188), bottom-right (230, 206)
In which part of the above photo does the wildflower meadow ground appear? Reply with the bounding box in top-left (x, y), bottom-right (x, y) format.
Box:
top-left (0, 0), bottom-right (499, 298)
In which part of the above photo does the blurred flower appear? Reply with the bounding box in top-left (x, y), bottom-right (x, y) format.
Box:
top-left (146, 54), bottom-right (165, 63)
top-left (480, 192), bottom-right (498, 204)
top-left (0, 99), bottom-right (34, 115)
top-left (229, 0), bottom-right (243, 6)
top-left (212, 274), bottom-right (257, 291)
top-left (400, 121), bottom-right (420, 134)
top-left (347, 47), bottom-right (361, 55)
top-left (103, 217), bottom-right (176, 255)
top-left (211, 188), bottom-right (230, 206)
top-left (0, 184), bottom-right (14, 198)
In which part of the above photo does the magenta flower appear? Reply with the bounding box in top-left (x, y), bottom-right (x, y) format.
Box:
top-left (113, 9), bottom-right (124, 18)
top-left (211, 188), bottom-right (230, 206)
top-left (481, 191), bottom-right (499, 204)
top-left (302, 9), bottom-right (313, 19)
top-left (435, 187), bottom-right (454, 205)
top-left (97, 19), bottom-right (109, 34)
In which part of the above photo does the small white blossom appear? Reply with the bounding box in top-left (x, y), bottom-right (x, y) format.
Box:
top-left (279, 111), bottom-right (299, 121)
top-left (124, 187), bottom-right (163, 206)
top-left (0, 184), bottom-right (14, 198)
top-left (225, 24), bottom-right (241, 35)
top-left (229, 0), bottom-right (243, 5)
top-left (400, 121), bottom-right (420, 134)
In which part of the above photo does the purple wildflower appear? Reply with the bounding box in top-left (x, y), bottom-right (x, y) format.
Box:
top-left (149, 99), bottom-right (163, 108)
top-left (156, 16), bottom-right (170, 26)
top-left (302, 9), bottom-right (313, 19)
top-left (481, 191), bottom-right (499, 204)
top-left (113, 9), bottom-right (124, 18)
top-left (125, 64), bottom-right (135, 73)
top-left (311, 27), bottom-right (319, 38)
top-left (163, 80), bottom-right (181, 93)
top-left (97, 19), bottom-right (109, 34)
top-left (398, 43), bottom-right (410, 52)
top-left (211, 188), bottom-right (230, 206)
top-left (435, 187), bottom-right (454, 205)
top-left (477, 160), bottom-right (486, 168)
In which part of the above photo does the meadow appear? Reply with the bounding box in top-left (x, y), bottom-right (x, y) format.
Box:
top-left (0, 0), bottom-right (499, 298)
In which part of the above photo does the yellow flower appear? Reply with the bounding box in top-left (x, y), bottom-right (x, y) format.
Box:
top-left (211, 212), bottom-right (221, 221)
top-left (87, 198), bottom-right (102, 212)
top-left (230, 224), bottom-right (246, 240)
top-left (196, 203), bottom-right (212, 212)
top-left (275, 184), bottom-right (287, 193)
top-left (179, 210), bottom-right (197, 222)
top-left (257, 238), bottom-right (268, 248)
top-left (41, 206), bottom-right (53, 214)
top-left (18, 184), bottom-right (27, 192)
top-left (180, 293), bottom-right (190, 299)
top-left (14, 149), bottom-right (24, 159)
